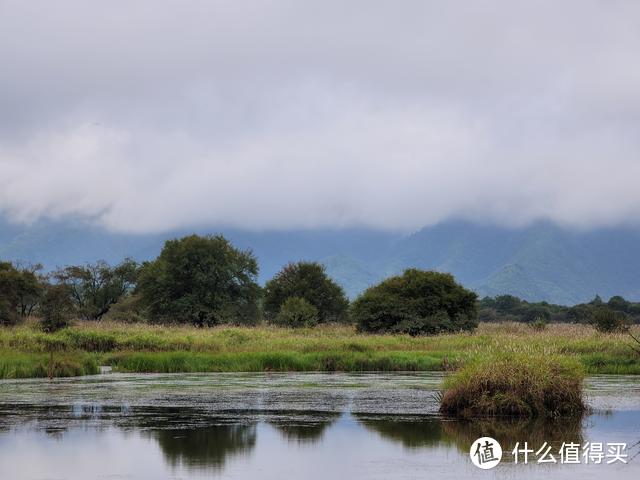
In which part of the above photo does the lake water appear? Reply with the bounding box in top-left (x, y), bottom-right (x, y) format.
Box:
top-left (0, 373), bottom-right (638, 479)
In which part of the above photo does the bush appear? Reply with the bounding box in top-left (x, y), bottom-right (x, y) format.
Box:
top-left (439, 354), bottom-right (586, 418)
top-left (264, 262), bottom-right (349, 323)
top-left (351, 269), bottom-right (477, 335)
top-left (592, 308), bottom-right (630, 333)
top-left (103, 293), bottom-right (149, 323)
top-left (273, 297), bottom-right (319, 328)
top-left (40, 284), bottom-right (75, 332)
top-left (530, 318), bottom-right (547, 331)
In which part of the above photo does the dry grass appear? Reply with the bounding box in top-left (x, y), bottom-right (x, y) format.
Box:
top-left (439, 353), bottom-right (587, 418)
top-left (0, 321), bottom-right (638, 377)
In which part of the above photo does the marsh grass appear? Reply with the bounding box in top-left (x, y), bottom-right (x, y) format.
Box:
top-left (0, 349), bottom-right (99, 379)
top-left (0, 321), bottom-right (638, 378)
top-left (439, 353), bottom-right (586, 418)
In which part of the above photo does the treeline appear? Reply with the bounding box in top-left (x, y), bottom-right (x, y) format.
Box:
top-left (0, 234), bottom-right (478, 335)
top-left (479, 294), bottom-right (639, 332)
top-left (1, 234), bottom-right (636, 335)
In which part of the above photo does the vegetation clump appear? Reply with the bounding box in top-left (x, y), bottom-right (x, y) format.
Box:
top-left (273, 297), bottom-right (319, 328)
top-left (40, 284), bottom-right (75, 332)
top-left (263, 261), bottom-right (349, 323)
top-left (351, 269), bottom-right (478, 335)
top-left (530, 318), bottom-right (547, 331)
top-left (137, 235), bottom-right (260, 326)
top-left (53, 259), bottom-right (138, 320)
top-left (591, 307), bottom-right (630, 333)
top-left (439, 354), bottom-right (586, 418)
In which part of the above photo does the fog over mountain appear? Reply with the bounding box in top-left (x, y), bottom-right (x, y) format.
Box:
top-left (2, 1), bottom-right (640, 304)
top-left (2, 217), bottom-right (639, 305)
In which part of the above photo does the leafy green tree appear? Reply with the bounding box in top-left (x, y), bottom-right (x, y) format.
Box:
top-left (40, 284), bottom-right (75, 332)
top-left (263, 262), bottom-right (349, 323)
top-left (54, 259), bottom-right (138, 320)
top-left (273, 297), bottom-right (319, 328)
top-left (493, 295), bottom-right (522, 313)
top-left (351, 269), bottom-right (478, 335)
top-left (0, 262), bottom-right (45, 324)
top-left (592, 307), bottom-right (630, 333)
top-left (137, 235), bottom-right (260, 326)
top-left (566, 304), bottom-right (593, 323)
top-left (521, 304), bottom-right (551, 323)
top-left (0, 262), bottom-right (21, 325)
top-left (607, 295), bottom-right (630, 312)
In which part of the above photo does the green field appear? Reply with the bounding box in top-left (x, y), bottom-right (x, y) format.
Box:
top-left (0, 321), bottom-right (638, 379)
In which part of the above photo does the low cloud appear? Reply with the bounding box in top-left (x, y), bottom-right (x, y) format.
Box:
top-left (1, 0), bottom-right (640, 233)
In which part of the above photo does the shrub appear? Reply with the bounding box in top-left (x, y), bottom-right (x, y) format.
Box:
top-left (264, 262), bottom-right (348, 323)
top-left (530, 318), bottom-right (547, 331)
top-left (592, 308), bottom-right (630, 333)
top-left (351, 269), bottom-right (477, 335)
top-left (40, 284), bottom-right (75, 332)
top-left (439, 354), bottom-right (586, 418)
top-left (273, 297), bottom-right (319, 328)
top-left (103, 293), bottom-right (149, 323)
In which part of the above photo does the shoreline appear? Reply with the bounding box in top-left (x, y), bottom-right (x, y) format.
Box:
top-left (1, 322), bottom-right (638, 379)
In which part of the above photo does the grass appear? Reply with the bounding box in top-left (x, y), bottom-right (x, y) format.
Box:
top-left (0, 349), bottom-right (99, 379)
top-left (0, 321), bottom-right (638, 378)
top-left (439, 353), bottom-right (586, 418)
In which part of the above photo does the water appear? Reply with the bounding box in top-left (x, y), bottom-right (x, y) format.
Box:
top-left (0, 373), bottom-right (638, 479)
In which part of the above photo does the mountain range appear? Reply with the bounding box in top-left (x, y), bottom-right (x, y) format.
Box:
top-left (1, 216), bottom-right (639, 305)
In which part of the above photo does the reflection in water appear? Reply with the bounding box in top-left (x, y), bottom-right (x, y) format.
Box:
top-left (355, 414), bottom-right (446, 448)
top-left (440, 416), bottom-right (585, 456)
top-left (152, 424), bottom-right (256, 470)
top-left (356, 413), bottom-right (585, 460)
top-left (268, 413), bottom-right (339, 444)
top-left (0, 373), bottom-right (639, 479)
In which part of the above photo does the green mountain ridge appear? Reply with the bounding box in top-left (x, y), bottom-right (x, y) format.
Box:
top-left (1, 217), bottom-right (639, 305)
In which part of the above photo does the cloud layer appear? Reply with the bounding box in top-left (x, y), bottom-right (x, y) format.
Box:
top-left (1, 0), bottom-right (640, 233)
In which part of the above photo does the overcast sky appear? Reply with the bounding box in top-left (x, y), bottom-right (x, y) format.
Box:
top-left (1, 0), bottom-right (639, 233)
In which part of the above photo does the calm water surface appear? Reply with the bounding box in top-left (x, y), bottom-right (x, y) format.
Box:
top-left (0, 373), bottom-right (638, 479)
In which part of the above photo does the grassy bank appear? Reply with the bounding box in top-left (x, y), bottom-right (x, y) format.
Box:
top-left (0, 321), bottom-right (638, 378)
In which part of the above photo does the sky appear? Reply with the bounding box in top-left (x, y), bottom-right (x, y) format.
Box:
top-left (0, 0), bottom-right (639, 233)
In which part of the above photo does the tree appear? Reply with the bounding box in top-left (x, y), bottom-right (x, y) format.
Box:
top-left (54, 259), bottom-right (138, 320)
top-left (0, 262), bottom-right (20, 325)
top-left (40, 284), bottom-right (75, 332)
top-left (591, 307), bottom-right (630, 333)
top-left (0, 261), bottom-right (45, 324)
top-left (263, 262), bottom-right (349, 323)
top-left (137, 235), bottom-right (260, 326)
top-left (273, 297), bottom-right (319, 328)
top-left (351, 269), bottom-right (478, 335)
top-left (521, 304), bottom-right (551, 323)
top-left (608, 295), bottom-right (630, 313)
top-left (493, 295), bottom-right (522, 313)
top-left (15, 263), bottom-right (44, 317)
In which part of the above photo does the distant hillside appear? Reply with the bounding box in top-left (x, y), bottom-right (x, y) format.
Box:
top-left (1, 217), bottom-right (639, 304)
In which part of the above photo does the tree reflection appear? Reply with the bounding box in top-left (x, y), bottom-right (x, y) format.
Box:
top-left (268, 413), bottom-right (339, 444)
top-left (152, 423), bottom-right (257, 471)
top-left (440, 416), bottom-right (584, 455)
top-left (356, 413), bottom-right (585, 460)
top-left (355, 414), bottom-right (446, 448)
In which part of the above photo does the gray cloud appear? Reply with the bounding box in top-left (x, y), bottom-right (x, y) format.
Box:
top-left (1, 0), bottom-right (640, 233)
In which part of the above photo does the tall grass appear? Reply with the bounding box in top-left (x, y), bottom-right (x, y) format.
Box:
top-left (0, 321), bottom-right (638, 378)
top-left (0, 349), bottom-right (99, 379)
top-left (439, 353), bottom-right (586, 418)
